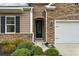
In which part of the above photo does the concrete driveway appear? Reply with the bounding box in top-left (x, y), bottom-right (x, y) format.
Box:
top-left (54, 44), bottom-right (79, 56)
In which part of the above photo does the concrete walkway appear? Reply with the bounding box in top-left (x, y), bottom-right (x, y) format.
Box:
top-left (54, 44), bottom-right (79, 56)
top-left (35, 41), bottom-right (49, 51)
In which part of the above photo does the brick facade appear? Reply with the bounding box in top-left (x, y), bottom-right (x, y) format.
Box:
top-left (47, 4), bottom-right (79, 44)
top-left (32, 4), bottom-right (46, 41)
top-left (31, 3), bottom-right (79, 44)
top-left (0, 4), bottom-right (79, 44)
top-left (0, 34), bottom-right (32, 42)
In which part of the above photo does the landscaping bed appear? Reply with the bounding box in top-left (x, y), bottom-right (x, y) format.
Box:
top-left (0, 39), bottom-right (60, 56)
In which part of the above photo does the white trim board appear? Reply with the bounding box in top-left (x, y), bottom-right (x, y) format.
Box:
top-left (56, 20), bottom-right (79, 22)
top-left (0, 7), bottom-right (33, 9)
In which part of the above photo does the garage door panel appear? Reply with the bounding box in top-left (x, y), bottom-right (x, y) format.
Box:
top-left (56, 22), bottom-right (79, 43)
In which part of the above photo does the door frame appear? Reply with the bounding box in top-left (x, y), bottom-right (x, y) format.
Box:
top-left (35, 20), bottom-right (43, 39)
top-left (54, 20), bottom-right (79, 44)
top-left (34, 18), bottom-right (45, 41)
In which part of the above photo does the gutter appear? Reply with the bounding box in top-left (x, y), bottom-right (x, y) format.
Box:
top-left (46, 3), bottom-right (55, 7)
top-left (0, 7), bottom-right (33, 12)
top-left (45, 3), bottom-right (56, 9)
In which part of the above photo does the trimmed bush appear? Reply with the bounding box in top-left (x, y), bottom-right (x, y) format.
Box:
top-left (17, 42), bottom-right (34, 50)
top-left (2, 44), bottom-right (16, 54)
top-left (1, 40), bottom-right (13, 45)
top-left (13, 39), bottom-right (26, 46)
top-left (12, 48), bottom-right (31, 56)
top-left (31, 46), bottom-right (43, 56)
top-left (44, 48), bottom-right (59, 56)
top-left (1, 39), bottom-right (26, 46)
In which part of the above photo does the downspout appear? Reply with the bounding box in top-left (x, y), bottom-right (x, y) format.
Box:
top-left (45, 9), bottom-right (47, 42)
top-left (45, 3), bottom-right (55, 42)
top-left (30, 7), bottom-right (34, 42)
top-left (46, 3), bottom-right (55, 7)
top-left (30, 7), bottom-right (33, 33)
top-left (45, 3), bottom-right (56, 43)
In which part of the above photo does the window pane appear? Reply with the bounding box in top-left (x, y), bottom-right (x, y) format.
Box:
top-left (7, 25), bottom-right (14, 32)
top-left (7, 17), bottom-right (14, 24)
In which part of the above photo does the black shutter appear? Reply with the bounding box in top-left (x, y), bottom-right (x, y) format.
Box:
top-left (1, 16), bottom-right (5, 33)
top-left (16, 16), bottom-right (20, 33)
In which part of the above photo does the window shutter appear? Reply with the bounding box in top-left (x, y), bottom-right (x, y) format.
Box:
top-left (16, 16), bottom-right (20, 33)
top-left (1, 16), bottom-right (5, 33)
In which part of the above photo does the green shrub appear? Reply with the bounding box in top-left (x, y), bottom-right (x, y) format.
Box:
top-left (17, 42), bottom-right (34, 50)
top-left (2, 44), bottom-right (16, 54)
top-left (1, 40), bottom-right (13, 45)
top-left (44, 48), bottom-right (59, 56)
top-left (1, 39), bottom-right (26, 46)
top-left (31, 46), bottom-right (43, 56)
top-left (12, 48), bottom-right (31, 56)
top-left (13, 39), bottom-right (25, 46)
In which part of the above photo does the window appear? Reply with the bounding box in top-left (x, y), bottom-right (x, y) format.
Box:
top-left (75, 3), bottom-right (78, 5)
top-left (5, 16), bottom-right (16, 33)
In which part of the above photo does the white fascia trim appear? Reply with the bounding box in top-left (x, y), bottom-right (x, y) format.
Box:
top-left (0, 7), bottom-right (23, 9)
top-left (45, 9), bottom-right (47, 42)
top-left (23, 7), bottom-right (33, 9)
top-left (56, 20), bottom-right (79, 22)
top-left (0, 7), bottom-right (33, 9)
top-left (0, 7), bottom-right (33, 12)
top-left (0, 7), bottom-right (33, 13)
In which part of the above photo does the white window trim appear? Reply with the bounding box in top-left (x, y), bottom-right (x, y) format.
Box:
top-left (5, 16), bottom-right (16, 34)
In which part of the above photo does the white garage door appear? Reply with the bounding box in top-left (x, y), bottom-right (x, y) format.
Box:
top-left (55, 21), bottom-right (79, 43)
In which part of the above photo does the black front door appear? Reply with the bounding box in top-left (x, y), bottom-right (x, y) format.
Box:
top-left (35, 20), bottom-right (43, 38)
